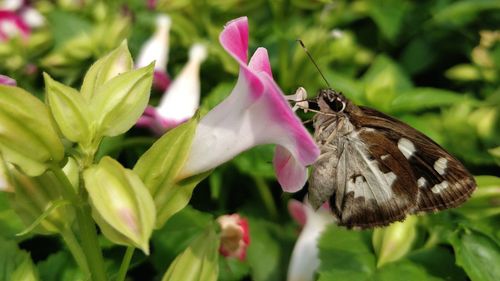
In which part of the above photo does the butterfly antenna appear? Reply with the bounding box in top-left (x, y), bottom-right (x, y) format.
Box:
top-left (297, 39), bottom-right (331, 88)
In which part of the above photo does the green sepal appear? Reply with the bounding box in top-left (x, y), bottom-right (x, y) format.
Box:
top-left (83, 157), bottom-right (155, 254)
top-left (44, 73), bottom-right (93, 144)
top-left (0, 85), bottom-right (64, 176)
top-left (161, 225), bottom-right (219, 281)
top-left (80, 40), bottom-right (133, 100)
top-left (133, 115), bottom-right (202, 228)
top-left (91, 63), bottom-right (154, 137)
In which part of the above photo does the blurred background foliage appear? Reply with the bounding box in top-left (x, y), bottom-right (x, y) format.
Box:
top-left (0, 0), bottom-right (499, 280)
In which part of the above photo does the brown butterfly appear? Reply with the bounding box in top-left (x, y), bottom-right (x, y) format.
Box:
top-left (302, 88), bottom-right (476, 228)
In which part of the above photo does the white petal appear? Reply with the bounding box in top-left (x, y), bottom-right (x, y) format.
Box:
top-left (156, 43), bottom-right (206, 123)
top-left (136, 14), bottom-right (171, 71)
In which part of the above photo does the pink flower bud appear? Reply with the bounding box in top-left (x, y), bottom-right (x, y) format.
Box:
top-left (217, 214), bottom-right (250, 261)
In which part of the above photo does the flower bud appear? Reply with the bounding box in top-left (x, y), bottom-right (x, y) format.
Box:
top-left (0, 85), bottom-right (64, 176)
top-left (372, 215), bottom-right (417, 267)
top-left (80, 41), bottom-right (133, 100)
top-left (83, 157), bottom-right (155, 254)
top-left (217, 214), bottom-right (250, 260)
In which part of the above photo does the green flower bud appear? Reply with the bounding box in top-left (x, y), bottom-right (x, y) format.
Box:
top-left (372, 215), bottom-right (417, 267)
top-left (83, 157), bottom-right (155, 254)
top-left (91, 63), bottom-right (154, 137)
top-left (162, 226), bottom-right (219, 281)
top-left (80, 41), bottom-right (133, 100)
top-left (0, 85), bottom-right (64, 176)
top-left (44, 73), bottom-right (93, 144)
top-left (8, 168), bottom-right (74, 235)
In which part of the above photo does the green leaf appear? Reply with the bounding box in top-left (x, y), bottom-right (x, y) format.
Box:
top-left (151, 206), bottom-right (213, 273)
top-left (246, 218), bottom-right (284, 281)
top-left (408, 247), bottom-right (468, 281)
top-left (456, 176), bottom-right (500, 219)
top-left (38, 251), bottom-right (85, 281)
top-left (134, 116), bottom-right (202, 228)
top-left (83, 157), bottom-right (155, 254)
top-left (0, 237), bottom-right (39, 281)
top-left (91, 63), bottom-right (154, 137)
top-left (449, 229), bottom-right (500, 281)
top-left (0, 193), bottom-right (24, 239)
top-left (44, 73), bottom-right (92, 144)
top-left (161, 225), bottom-right (219, 281)
top-left (432, 0), bottom-right (500, 27)
top-left (390, 88), bottom-right (471, 113)
top-left (371, 260), bottom-right (442, 281)
top-left (80, 41), bottom-right (133, 100)
top-left (366, 0), bottom-right (409, 41)
top-left (318, 225), bottom-right (375, 281)
top-left (0, 85), bottom-right (64, 176)
top-left (362, 55), bottom-right (413, 112)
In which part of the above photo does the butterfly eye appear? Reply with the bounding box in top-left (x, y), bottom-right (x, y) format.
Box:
top-left (328, 98), bottom-right (346, 112)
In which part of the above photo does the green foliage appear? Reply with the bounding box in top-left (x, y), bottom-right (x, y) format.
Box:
top-left (0, 0), bottom-right (498, 280)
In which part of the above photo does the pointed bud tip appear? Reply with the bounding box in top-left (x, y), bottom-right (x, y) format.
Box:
top-left (189, 44), bottom-right (207, 62)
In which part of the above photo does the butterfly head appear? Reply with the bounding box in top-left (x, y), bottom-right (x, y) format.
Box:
top-left (317, 89), bottom-right (347, 114)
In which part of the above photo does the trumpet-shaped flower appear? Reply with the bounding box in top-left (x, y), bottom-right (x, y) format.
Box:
top-left (217, 214), bottom-right (250, 260)
top-left (136, 14), bottom-right (171, 92)
top-left (137, 43), bottom-right (207, 134)
top-left (179, 17), bottom-right (319, 192)
top-left (287, 199), bottom-right (333, 281)
top-left (0, 1), bottom-right (44, 41)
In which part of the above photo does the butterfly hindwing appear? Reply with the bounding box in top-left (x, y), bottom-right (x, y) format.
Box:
top-left (331, 127), bottom-right (418, 228)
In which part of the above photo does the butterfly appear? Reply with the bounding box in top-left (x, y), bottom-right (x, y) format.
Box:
top-left (300, 88), bottom-right (476, 229)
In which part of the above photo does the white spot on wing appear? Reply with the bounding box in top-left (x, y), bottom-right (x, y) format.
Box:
top-left (431, 181), bottom-right (449, 194)
top-left (433, 157), bottom-right (448, 176)
top-left (417, 177), bottom-right (426, 188)
top-left (397, 138), bottom-right (416, 159)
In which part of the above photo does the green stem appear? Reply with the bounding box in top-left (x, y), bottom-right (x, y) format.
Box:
top-left (61, 228), bottom-right (91, 278)
top-left (253, 176), bottom-right (278, 219)
top-left (116, 247), bottom-right (135, 281)
top-left (51, 166), bottom-right (108, 281)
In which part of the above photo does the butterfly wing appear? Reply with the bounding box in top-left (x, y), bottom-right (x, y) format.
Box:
top-left (356, 107), bottom-right (476, 214)
top-left (329, 127), bottom-right (419, 228)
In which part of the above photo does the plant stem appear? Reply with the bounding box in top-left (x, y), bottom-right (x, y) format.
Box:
top-left (116, 247), bottom-right (135, 281)
top-left (51, 166), bottom-right (108, 281)
top-left (253, 176), bottom-right (278, 219)
top-left (61, 228), bottom-right (90, 278)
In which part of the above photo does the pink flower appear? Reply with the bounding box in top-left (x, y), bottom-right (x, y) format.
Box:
top-left (0, 1), bottom-right (44, 42)
top-left (287, 199), bottom-right (333, 281)
top-left (137, 43), bottom-right (207, 134)
top-left (136, 14), bottom-right (172, 93)
top-left (0, 74), bottom-right (16, 86)
top-left (179, 17), bottom-right (319, 192)
top-left (217, 214), bottom-right (250, 261)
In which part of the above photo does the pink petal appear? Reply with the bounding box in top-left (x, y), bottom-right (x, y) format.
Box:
top-left (273, 145), bottom-right (308, 192)
top-left (0, 10), bottom-right (30, 41)
top-left (219, 16), bottom-right (248, 64)
top-left (153, 70), bottom-right (170, 92)
top-left (248, 47), bottom-right (272, 77)
top-left (0, 74), bottom-right (16, 86)
top-left (288, 199), bottom-right (307, 227)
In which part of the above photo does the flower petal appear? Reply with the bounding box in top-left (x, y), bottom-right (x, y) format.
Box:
top-left (287, 201), bottom-right (333, 281)
top-left (0, 10), bottom-right (30, 41)
top-left (0, 74), bottom-right (16, 86)
top-left (156, 43), bottom-right (207, 125)
top-left (136, 14), bottom-right (171, 72)
top-left (273, 145), bottom-right (308, 192)
top-left (219, 16), bottom-right (248, 64)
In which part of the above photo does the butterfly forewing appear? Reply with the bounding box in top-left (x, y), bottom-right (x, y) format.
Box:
top-left (307, 89), bottom-right (476, 229)
top-left (357, 107), bottom-right (476, 213)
